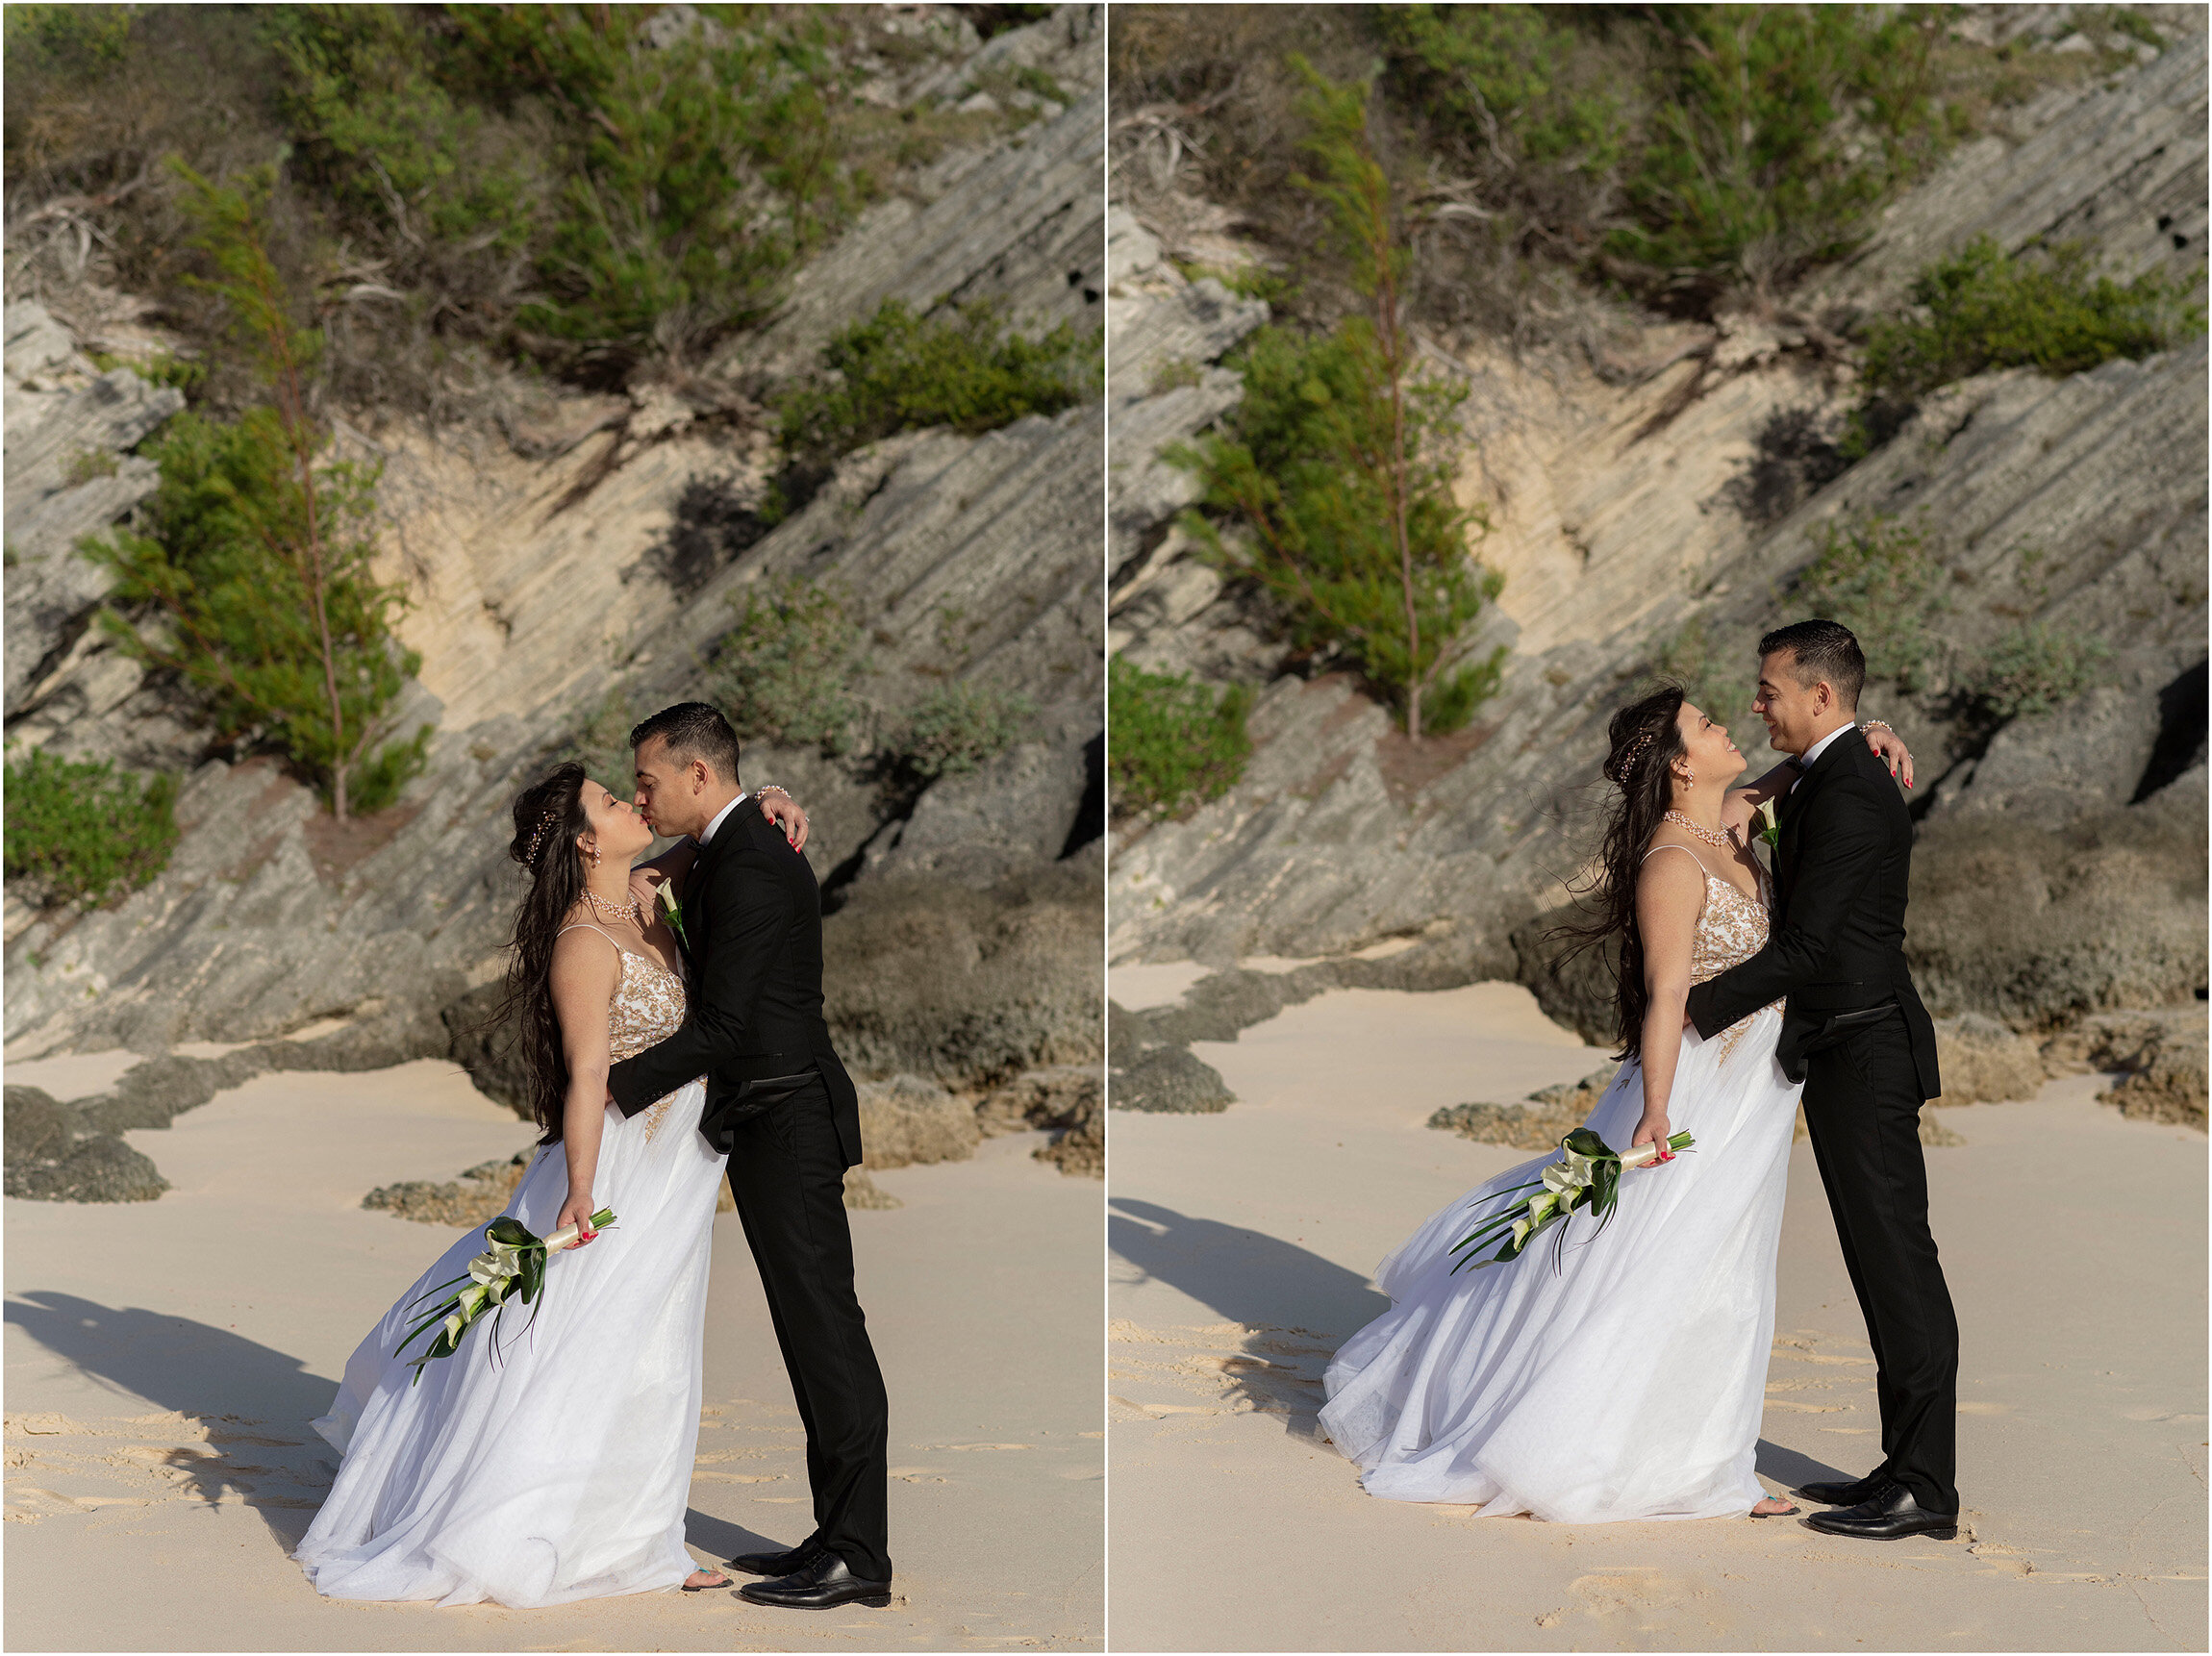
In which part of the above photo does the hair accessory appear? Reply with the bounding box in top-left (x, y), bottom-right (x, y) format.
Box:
top-left (1606, 726), bottom-right (1660, 784)
top-left (523, 804), bottom-right (565, 863)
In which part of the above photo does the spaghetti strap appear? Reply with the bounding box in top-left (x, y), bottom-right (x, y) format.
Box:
top-left (555, 922), bottom-right (627, 960)
top-left (1639, 842), bottom-right (1709, 874)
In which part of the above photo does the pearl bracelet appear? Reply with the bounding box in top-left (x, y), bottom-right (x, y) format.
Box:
top-left (1859, 719), bottom-right (1893, 736)
top-left (753, 783), bottom-right (792, 799)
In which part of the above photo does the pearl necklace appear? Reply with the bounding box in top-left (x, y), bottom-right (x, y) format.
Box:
top-left (583, 887), bottom-right (642, 928)
top-left (1662, 809), bottom-right (1732, 849)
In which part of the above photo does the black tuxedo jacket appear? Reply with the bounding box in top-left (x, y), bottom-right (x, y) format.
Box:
top-left (607, 804), bottom-right (864, 1167)
top-left (1685, 731), bottom-right (1941, 1098)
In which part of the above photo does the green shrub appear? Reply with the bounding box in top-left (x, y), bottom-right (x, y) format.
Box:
top-left (4, 749), bottom-right (179, 908)
top-left (1857, 234), bottom-right (2205, 411)
top-left (885, 681), bottom-right (1033, 781)
top-left (1109, 656), bottom-right (1252, 821)
top-left (81, 163), bottom-right (428, 819)
top-left (778, 298), bottom-right (1098, 469)
top-left (1791, 513), bottom-right (1948, 690)
top-left (710, 576), bottom-right (867, 754)
top-left (1379, 5), bottom-right (1624, 173)
top-left (1600, 6), bottom-right (1953, 295)
top-left (1969, 622), bottom-right (2112, 721)
top-left (1171, 63), bottom-right (1506, 741)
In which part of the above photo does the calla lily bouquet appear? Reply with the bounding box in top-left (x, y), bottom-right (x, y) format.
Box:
top-left (395, 1210), bottom-right (614, 1381)
top-left (1449, 1129), bottom-right (1694, 1273)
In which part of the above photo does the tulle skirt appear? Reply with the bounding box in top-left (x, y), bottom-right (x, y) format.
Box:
top-left (295, 1083), bottom-right (726, 1606)
top-left (1318, 1012), bottom-right (1799, 1522)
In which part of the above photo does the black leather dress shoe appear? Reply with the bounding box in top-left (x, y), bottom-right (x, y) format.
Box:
top-left (1802, 1482), bottom-right (1958, 1542)
top-left (1796, 1468), bottom-right (1896, 1506)
top-left (738, 1553), bottom-right (893, 1611)
top-left (727, 1538), bottom-right (824, 1578)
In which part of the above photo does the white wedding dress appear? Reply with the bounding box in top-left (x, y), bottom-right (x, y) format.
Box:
top-left (295, 926), bottom-right (723, 1606)
top-left (1318, 850), bottom-right (1801, 1522)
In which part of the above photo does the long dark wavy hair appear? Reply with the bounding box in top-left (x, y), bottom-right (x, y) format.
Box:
top-left (1551, 686), bottom-right (1691, 1063)
top-left (491, 762), bottom-right (594, 1145)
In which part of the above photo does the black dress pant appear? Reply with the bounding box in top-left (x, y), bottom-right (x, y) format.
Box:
top-left (1798, 1014), bottom-right (1960, 1514)
top-left (722, 1072), bottom-right (892, 1581)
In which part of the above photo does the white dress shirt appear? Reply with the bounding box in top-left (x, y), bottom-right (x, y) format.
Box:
top-left (696, 793), bottom-right (749, 845)
top-left (1789, 723), bottom-right (1856, 792)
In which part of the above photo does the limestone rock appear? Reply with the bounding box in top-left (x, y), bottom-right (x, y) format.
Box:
top-left (1429, 1066), bottom-right (1615, 1151)
top-left (1800, 38), bottom-right (2207, 322)
top-left (856, 1073), bottom-right (983, 1170)
top-left (825, 863), bottom-right (1103, 1090)
top-left (1931, 1014), bottom-right (2048, 1104)
top-left (2042, 1005), bottom-right (2207, 1074)
top-left (3, 1086), bottom-right (167, 1201)
top-left (842, 1167), bottom-right (903, 1211)
top-left (1110, 1044), bottom-right (1231, 1114)
top-left (981, 1063), bottom-right (1103, 1175)
top-left (2100, 1030), bottom-right (2207, 1129)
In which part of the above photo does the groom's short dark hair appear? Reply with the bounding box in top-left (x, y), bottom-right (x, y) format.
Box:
top-left (1759, 619), bottom-right (1865, 710)
top-left (630, 702), bottom-right (741, 785)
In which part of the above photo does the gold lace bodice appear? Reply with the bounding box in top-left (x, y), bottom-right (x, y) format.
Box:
top-left (559, 924), bottom-right (693, 1138)
top-left (1643, 847), bottom-right (1780, 1064)
top-left (1691, 871), bottom-right (1771, 984)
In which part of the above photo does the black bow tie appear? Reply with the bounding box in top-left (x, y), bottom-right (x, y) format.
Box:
top-left (1782, 752), bottom-right (1809, 772)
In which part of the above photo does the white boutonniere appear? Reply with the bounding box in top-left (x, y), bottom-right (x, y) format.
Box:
top-left (657, 879), bottom-right (688, 946)
top-left (1755, 797), bottom-right (1780, 851)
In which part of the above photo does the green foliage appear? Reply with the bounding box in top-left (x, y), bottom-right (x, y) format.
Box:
top-left (4, 749), bottom-right (179, 909)
top-left (1603, 6), bottom-right (1952, 296)
top-left (1108, 656), bottom-right (1252, 821)
top-left (1148, 356), bottom-right (1202, 394)
top-left (1859, 235), bottom-right (2205, 404)
top-left (81, 165), bottom-right (428, 819)
top-left (710, 576), bottom-right (868, 754)
top-left (1171, 63), bottom-right (1506, 740)
top-left (1174, 323), bottom-right (1504, 737)
top-left (62, 446), bottom-right (119, 486)
top-left (90, 351), bottom-right (209, 397)
top-left (778, 298), bottom-right (1098, 468)
top-left (458, 6), bottom-right (851, 366)
top-left (1379, 5), bottom-right (1624, 172)
top-left (1791, 513), bottom-right (1948, 690)
top-left (884, 681), bottom-right (1033, 781)
top-left (1969, 622), bottom-right (2112, 721)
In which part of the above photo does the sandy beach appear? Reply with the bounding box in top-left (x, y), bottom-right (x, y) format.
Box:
top-left (1107, 977), bottom-right (2207, 1652)
top-left (4, 1057), bottom-right (1101, 1652)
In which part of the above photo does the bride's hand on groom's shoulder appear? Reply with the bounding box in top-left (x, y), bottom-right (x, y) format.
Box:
top-left (757, 790), bottom-right (809, 850)
top-left (1863, 722), bottom-right (1915, 790)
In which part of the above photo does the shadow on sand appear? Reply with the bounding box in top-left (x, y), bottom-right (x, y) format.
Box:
top-left (6, 1290), bottom-right (343, 1547)
top-left (1108, 1196), bottom-right (1389, 1338)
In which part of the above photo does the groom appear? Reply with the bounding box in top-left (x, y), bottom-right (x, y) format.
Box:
top-left (608, 702), bottom-right (893, 1610)
top-left (1684, 619), bottom-right (1960, 1543)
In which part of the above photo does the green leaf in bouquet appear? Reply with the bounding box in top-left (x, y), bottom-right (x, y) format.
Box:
top-left (1562, 1127), bottom-right (1609, 1158)
top-left (486, 1217), bottom-right (535, 1247)
top-left (519, 1246), bottom-right (546, 1305)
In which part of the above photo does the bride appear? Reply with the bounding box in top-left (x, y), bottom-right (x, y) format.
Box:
top-left (293, 763), bottom-right (807, 1606)
top-left (1318, 688), bottom-right (1910, 1523)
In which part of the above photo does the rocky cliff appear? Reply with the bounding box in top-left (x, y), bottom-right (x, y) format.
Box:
top-left (1108, 13), bottom-right (2206, 1108)
top-left (4, 5), bottom-right (1105, 1186)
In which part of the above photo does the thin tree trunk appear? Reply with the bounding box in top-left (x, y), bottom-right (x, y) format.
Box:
top-left (1370, 166), bottom-right (1420, 743)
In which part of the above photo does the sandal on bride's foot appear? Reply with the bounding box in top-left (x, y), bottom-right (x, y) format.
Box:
top-left (1750, 1496), bottom-right (1799, 1518)
top-left (683, 1568), bottom-right (733, 1592)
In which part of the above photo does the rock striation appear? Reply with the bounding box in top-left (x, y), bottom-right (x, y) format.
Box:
top-left (1107, 25), bottom-right (2207, 1113)
top-left (5, 7), bottom-right (1105, 1194)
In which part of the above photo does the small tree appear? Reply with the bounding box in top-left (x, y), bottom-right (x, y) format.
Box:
top-left (1173, 63), bottom-right (1504, 741)
top-left (84, 162), bottom-right (427, 820)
